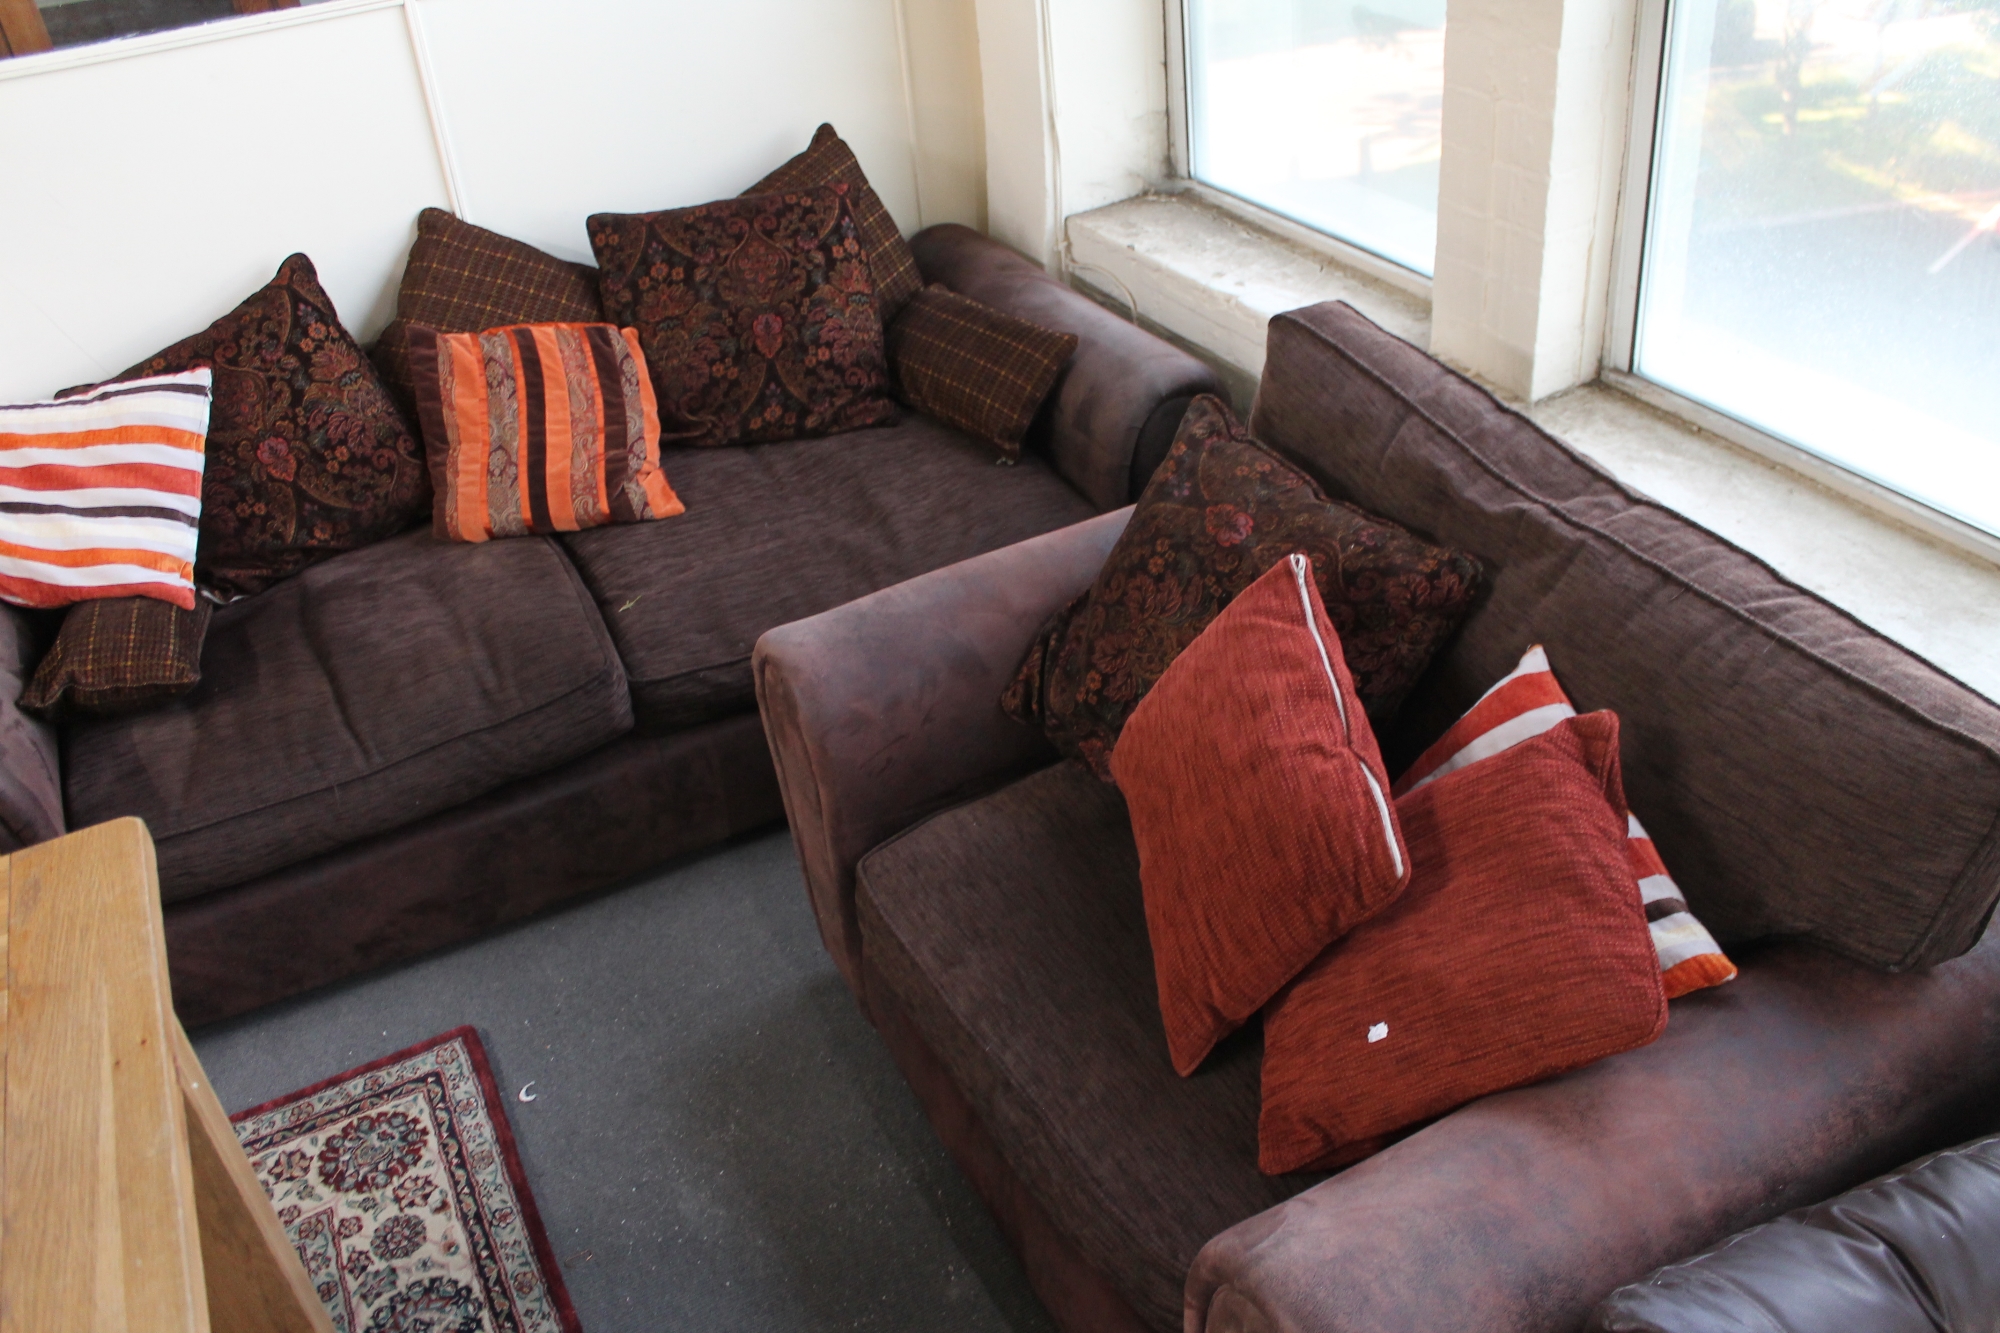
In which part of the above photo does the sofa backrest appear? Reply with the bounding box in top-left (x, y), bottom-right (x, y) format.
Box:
top-left (1251, 301), bottom-right (2000, 973)
top-left (0, 604), bottom-right (65, 854)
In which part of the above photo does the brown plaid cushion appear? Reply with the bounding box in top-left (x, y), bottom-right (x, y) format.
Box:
top-left (20, 596), bottom-right (212, 722)
top-left (747, 123), bottom-right (923, 319)
top-left (372, 208), bottom-right (605, 418)
top-left (887, 285), bottom-right (1078, 460)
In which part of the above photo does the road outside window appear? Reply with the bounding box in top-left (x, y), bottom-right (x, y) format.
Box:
top-left (1184, 0), bottom-right (1446, 275)
top-left (1637, 0), bottom-right (2000, 537)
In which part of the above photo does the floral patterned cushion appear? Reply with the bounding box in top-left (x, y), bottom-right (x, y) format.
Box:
top-left (1003, 394), bottom-right (1486, 782)
top-left (588, 186), bottom-right (898, 450)
top-left (746, 123), bottom-right (923, 320)
top-left (75, 254), bottom-right (430, 600)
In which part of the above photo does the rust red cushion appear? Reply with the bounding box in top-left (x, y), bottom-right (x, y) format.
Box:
top-left (1258, 711), bottom-right (1667, 1174)
top-left (588, 186), bottom-right (897, 449)
top-left (1113, 555), bottom-right (1410, 1075)
top-left (1002, 395), bottom-right (1484, 781)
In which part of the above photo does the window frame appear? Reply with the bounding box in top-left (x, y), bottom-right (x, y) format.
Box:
top-left (1160, 0), bottom-right (1435, 300)
top-left (1600, 0), bottom-right (2000, 564)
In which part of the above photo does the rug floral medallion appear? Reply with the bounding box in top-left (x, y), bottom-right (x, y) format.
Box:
top-left (231, 1026), bottom-right (581, 1333)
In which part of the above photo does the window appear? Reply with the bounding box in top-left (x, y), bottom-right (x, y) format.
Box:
top-left (1633, 0), bottom-right (2000, 537)
top-left (1181, 0), bottom-right (1446, 276)
top-left (0, 0), bottom-right (311, 59)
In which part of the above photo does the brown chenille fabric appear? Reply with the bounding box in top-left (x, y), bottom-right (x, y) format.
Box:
top-left (1003, 395), bottom-right (1485, 782)
top-left (64, 527), bottom-right (632, 902)
top-left (887, 285), bottom-right (1078, 460)
top-left (1253, 299), bottom-right (2000, 972)
top-left (747, 123), bottom-right (923, 319)
top-left (1258, 712), bottom-right (1667, 1175)
top-left (19, 596), bottom-right (211, 722)
top-left (372, 208), bottom-right (606, 419)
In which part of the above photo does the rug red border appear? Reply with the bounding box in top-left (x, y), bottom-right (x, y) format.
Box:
top-left (231, 1025), bottom-right (583, 1333)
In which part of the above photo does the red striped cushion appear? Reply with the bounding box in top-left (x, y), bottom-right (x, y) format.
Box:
top-left (1397, 645), bottom-right (1737, 999)
top-left (0, 369), bottom-right (210, 610)
top-left (406, 323), bottom-right (684, 543)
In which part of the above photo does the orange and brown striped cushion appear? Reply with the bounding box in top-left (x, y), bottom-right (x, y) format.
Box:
top-left (373, 209), bottom-right (607, 419)
top-left (887, 285), bottom-right (1078, 460)
top-left (407, 323), bottom-right (683, 543)
top-left (748, 123), bottom-right (923, 319)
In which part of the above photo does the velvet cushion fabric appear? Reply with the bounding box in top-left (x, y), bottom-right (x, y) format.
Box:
top-left (1112, 556), bottom-right (1409, 1076)
top-left (371, 208), bottom-right (607, 418)
top-left (1398, 643), bottom-right (1737, 999)
top-left (1004, 394), bottom-right (1484, 781)
top-left (589, 187), bottom-right (897, 450)
top-left (886, 284), bottom-right (1077, 460)
top-left (1259, 712), bottom-right (1668, 1174)
top-left (406, 323), bottom-right (683, 541)
top-left (747, 123), bottom-right (923, 320)
top-left (72, 255), bottom-right (430, 600)
top-left (20, 596), bottom-right (210, 721)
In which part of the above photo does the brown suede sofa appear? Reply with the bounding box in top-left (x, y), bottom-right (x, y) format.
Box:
top-left (0, 223), bottom-right (1219, 1028)
top-left (752, 300), bottom-right (2000, 1333)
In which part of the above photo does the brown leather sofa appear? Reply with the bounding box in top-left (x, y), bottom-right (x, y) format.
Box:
top-left (753, 300), bottom-right (2000, 1333)
top-left (1589, 1128), bottom-right (2000, 1331)
top-left (0, 224), bottom-right (1219, 1028)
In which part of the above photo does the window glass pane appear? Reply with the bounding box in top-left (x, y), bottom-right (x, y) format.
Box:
top-left (1637, 0), bottom-right (2000, 537)
top-left (1185, 0), bottom-right (1445, 275)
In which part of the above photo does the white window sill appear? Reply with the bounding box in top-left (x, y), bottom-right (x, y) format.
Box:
top-left (1063, 191), bottom-right (2000, 704)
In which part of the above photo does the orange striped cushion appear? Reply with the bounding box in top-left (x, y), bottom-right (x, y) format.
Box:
top-left (1397, 645), bottom-right (1738, 999)
top-left (0, 369), bottom-right (210, 611)
top-left (406, 323), bottom-right (684, 542)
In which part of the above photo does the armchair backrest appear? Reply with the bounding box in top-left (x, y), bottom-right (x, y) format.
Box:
top-left (1251, 300), bottom-right (2000, 972)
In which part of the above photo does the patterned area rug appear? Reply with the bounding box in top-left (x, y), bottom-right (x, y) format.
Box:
top-left (232, 1027), bottom-right (581, 1333)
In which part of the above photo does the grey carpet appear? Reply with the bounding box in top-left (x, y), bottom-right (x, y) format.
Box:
top-left (192, 830), bottom-right (1057, 1333)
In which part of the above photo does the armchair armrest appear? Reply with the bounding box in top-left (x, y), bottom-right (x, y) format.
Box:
top-left (1187, 932), bottom-right (2000, 1333)
top-left (753, 509), bottom-right (1132, 1001)
top-left (910, 224), bottom-right (1221, 511)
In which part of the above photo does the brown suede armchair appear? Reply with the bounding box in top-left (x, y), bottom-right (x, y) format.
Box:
top-left (754, 300), bottom-right (2000, 1332)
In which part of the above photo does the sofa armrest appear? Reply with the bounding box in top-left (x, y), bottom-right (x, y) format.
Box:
top-left (0, 606), bottom-right (63, 853)
top-left (753, 508), bottom-right (1131, 1000)
top-left (1186, 931), bottom-right (2000, 1333)
top-left (910, 224), bottom-right (1221, 511)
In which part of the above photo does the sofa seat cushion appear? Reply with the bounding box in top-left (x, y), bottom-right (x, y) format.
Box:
top-left (855, 761), bottom-right (1319, 1331)
top-left (560, 413), bottom-right (1096, 734)
top-left (65, 528), bottom-right (633, 904)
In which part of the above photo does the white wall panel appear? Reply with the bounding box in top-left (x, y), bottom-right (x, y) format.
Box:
top-left (413, 0), bottom-right (925, 263)
top-left (0, 0), bottom-right (986, 403)
top-left (0, 5), bottom-right (447, 401)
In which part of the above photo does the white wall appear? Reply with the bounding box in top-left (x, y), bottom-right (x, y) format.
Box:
top-left (0, 0), bottom-right (985, 403)
top-left (971, 0), bottom-right (1167, 269)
